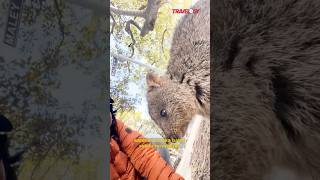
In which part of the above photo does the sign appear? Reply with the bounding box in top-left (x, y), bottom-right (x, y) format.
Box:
top-left (3, 0), bottom-right (23, 47)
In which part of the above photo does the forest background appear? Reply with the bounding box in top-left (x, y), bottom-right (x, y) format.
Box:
top-left (0, 0), bottom-right (198, 179)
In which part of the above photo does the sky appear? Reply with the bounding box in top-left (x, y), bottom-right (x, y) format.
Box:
top-left (110, 0), bottom-right (201, 123)
top-left (110, 34), bottom-right (151, 119)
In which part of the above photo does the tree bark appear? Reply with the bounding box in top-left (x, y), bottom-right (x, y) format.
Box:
top-left (110, 0), bottom-right (162, 37)
top-left (139, 0), bottom-right (162, 36)
top-left (190, 116), bottom-right (210, 179)
top-left (176, 115), bottom-right (210, 179)
top-left (110, 6), bottom-right (144, 17)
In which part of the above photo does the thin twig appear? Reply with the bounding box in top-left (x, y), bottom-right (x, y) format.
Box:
top-left (110, 14), bottom-right (116, 34)
top-left (161, 28), bottom-right (167, 53)
top-left (125, 20), bottom-right (142, 57)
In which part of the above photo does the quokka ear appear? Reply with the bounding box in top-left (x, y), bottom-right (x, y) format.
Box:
top-left (146, 72), bottom-right (162, 92)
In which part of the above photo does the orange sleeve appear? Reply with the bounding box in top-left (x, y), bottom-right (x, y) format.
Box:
top-left (115, 120), bottom-right (184, 180)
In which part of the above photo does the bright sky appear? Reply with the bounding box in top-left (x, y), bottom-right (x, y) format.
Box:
top-left (110, 0), bottom-right (201, 120)
top-left (110, 34), bottom-right (150, 118)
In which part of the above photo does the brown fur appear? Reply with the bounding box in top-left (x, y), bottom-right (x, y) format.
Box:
top-left (146, 1), bottom-right (210, 179)
top-left (146, 0), bottom-right (210, 139)
top-left (213, 0), bottom-right (320, 179)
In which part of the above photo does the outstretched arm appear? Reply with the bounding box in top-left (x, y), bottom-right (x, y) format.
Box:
top-left (115, 120), bottom-right (184, 180)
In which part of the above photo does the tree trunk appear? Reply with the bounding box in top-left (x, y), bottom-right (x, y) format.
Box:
top-left (190, 116), bottom-right (210, 179)
top-left (176, 115), bottom-right (210, 179)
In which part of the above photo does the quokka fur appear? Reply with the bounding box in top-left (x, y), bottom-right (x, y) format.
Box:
top-left (213, 0), bottom-right (320, 179)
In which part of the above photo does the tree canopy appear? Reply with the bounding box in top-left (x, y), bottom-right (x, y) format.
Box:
top-left (1, 0), bottom-right (107, 179)
top-left (110, 0), bottom-right (193, 135)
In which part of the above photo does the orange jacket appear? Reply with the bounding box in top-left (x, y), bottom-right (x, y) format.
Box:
top-left (110, 119), bottom-right (184, 180)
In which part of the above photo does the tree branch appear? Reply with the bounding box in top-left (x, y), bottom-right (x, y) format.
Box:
top-left (110, 52), bottom-right (160, 73)
top-left (110, 6), bottom-right (145, 17)
top-left (161, 28), bottom-right (167, 53)
top-left (125, 20), bottom-right (142, 57)
top-left (126, 19), bottom-right (142, 31)
top-left (140, 0), bottom-right (162, 36)
top-left (110, 14), bottom-right (116, 34)
top-left (111, 0), bottom-right (162, 37)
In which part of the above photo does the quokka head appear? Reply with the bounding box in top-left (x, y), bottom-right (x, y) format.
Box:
top-left (146, 72), bottom-right (198, 139)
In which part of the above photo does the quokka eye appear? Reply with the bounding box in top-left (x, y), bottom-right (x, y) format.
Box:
top-left (160, 109), bottom-right (167, 117)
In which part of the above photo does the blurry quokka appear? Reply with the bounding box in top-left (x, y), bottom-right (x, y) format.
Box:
top-left (213, 0), bottom-right (320, 179)
top-left (146, 0), bottom-right (210, 140)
